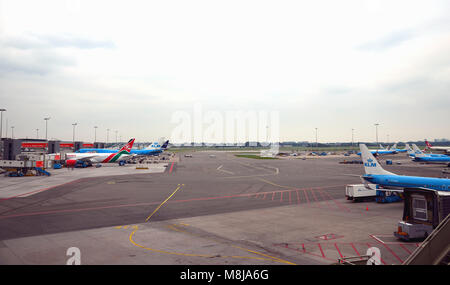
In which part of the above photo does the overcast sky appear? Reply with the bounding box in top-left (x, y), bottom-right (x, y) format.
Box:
top-left (0, 0), bottom-right (449, 143)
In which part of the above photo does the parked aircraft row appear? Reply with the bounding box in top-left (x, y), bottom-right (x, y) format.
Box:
top-left (356, 142), bottom-right (449, 165)
top-left (359, 144), bottom-right (449, 191)
top-left (408, 144), bottom-right (450, 165)
top-left (65, 138), bottom-right (169, 166)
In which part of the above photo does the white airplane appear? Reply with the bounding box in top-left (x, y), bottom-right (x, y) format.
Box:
top-left (65, 138), bottom-right (135, 166)
top-left (425, 140), bottom-right (450, 154)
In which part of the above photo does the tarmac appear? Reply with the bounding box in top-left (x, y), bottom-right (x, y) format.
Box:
top-left (0, 151), bottom-right (446, 265)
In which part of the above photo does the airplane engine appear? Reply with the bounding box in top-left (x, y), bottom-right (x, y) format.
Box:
top-left (66, 159), bottom-right (77, 167)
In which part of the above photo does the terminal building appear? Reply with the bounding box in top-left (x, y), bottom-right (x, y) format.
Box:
top-left (0, 138), bottom-right (105, 161)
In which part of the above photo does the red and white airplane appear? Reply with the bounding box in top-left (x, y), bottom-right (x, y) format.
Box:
top-left (65, 138), bottom-right (135, 167)
top-left (425, 140), bottom-right (450, 154)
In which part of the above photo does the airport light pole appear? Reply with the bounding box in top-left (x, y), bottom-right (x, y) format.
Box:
top-left (36, 128), bottom-right (39, 139)
top-left (0, 108), bottom-right (6, 139)
top-left (374, 123), bottom-right (379, 145)
top-left (115, 130), bottom-right (118, 144)
top-left (351, 128), bottom-right (354, 148)
top-left (44, 117), bottom-right (50, 141)
top-left (72, 123), bottom-right (77, 142)
top-left (11, 126), bottom-right (14, 139)
top-left (94, 126), bottom-right (98, 142)
top-left (315, 128), bottom-right (318, 150)
top-left (106, 128), bottom-right (110, 144)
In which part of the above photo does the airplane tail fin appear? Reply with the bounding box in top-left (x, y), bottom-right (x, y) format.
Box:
top-left (360, 144), bottom-right (395, 175)
top-left (412, 144), bottom-right (425, 157)
top-left (119, 138), bottom-right (135, 153)
top-left (405, 144), bottom-right (415, 156)
top-left (425, 140), bottom-right (433, 149)
top-left (392, 143), bottom-right (397, 150)
top-left (161, 140), bottom-right (169, 149)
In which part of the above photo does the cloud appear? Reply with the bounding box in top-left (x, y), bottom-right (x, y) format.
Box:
top-left (0, 47), bottom-right (76, 75)
top-left (39, 34), bottom-right (116, 50)
top-left (0, 33), bottom-right (115, 75)
top-left (1, 33), bottom-right (116, 50)
top-left (357, 30), bottom-right (415, 51)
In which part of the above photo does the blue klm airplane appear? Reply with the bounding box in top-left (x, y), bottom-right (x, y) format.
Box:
top-left (406, 144), bottom-right (448, 158)
top-left (359, 144), bottom-right (450, 191)
top-left (357, 144), bottom-right (397, 156)
top-left (389, 143), bottom-right (407, 153)
top-left (411, 144), bottom-right (450, 165)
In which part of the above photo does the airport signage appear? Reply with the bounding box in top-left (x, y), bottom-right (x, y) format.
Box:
top-left (21, 142), bottom-right (48, 148)
top-left (82, 143), bottom-right (94, 148)
top-left (60, 143), bottom-right (74, 148)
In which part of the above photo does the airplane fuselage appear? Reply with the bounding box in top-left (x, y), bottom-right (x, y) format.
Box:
top-left (357, 149), bottom-right (396, 156)
top-left (77, 148), bottom-right (163, 156)
top-left (413, 155), bottom-right (450, 164)
top-left (66, 151), bottom-right (132, 163)
top-left (363, 174), bottom-right (450, 191)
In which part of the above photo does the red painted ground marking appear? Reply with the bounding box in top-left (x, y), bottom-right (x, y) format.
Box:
top-left (4, 189), bottom-right (289, 220)
top-left (0, 200), bottom-right (163, 220)
top-left (280, 191), bottom-right (283, 202)
top-left (296, 190), bottom-right (300, 204)
top-left (279, 242), bottom-right (416, 265)
top-left (415, 243), bottom-right (420, 247)
top-left (369, 234), bottom-right (406, 263)
top-left (280, 243), bottom-right (336, 262)
top-left (380, 242), bottom-right (404, 264)
top-left (317, 189), bottom-right (333, 208)
top-left (335, 243), bottom-right (344, 259)
top-left (0, 179), bottom-right (82, 201)
top-left (310, 188), bottom-right (323, 207)
top-left (249, 184), bottom-right (346, 202)
top-left (366, 243), bottom-right (387, 265)
top-left (350, 243), bottom-right (362, 259)
top-left (303, 189), bottom-right (310, 204)
top-left (316, 233), bottom-right (343, 241)
top-left (169, 162), bottom-right (174, 174)
top-left (318, 243), bottom-right (325, 258)
top-left (399, 244), bottom-right (412, 255)
top-left (319, 189), bottom-right (351, 212)
top-left (171, 193), bottom-right (256, 204)
top-left (0, 184), bottom-right (346, 219)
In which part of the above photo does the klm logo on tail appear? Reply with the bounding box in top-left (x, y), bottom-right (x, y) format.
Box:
top-left (364, 158), bottom-right (377, 167)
